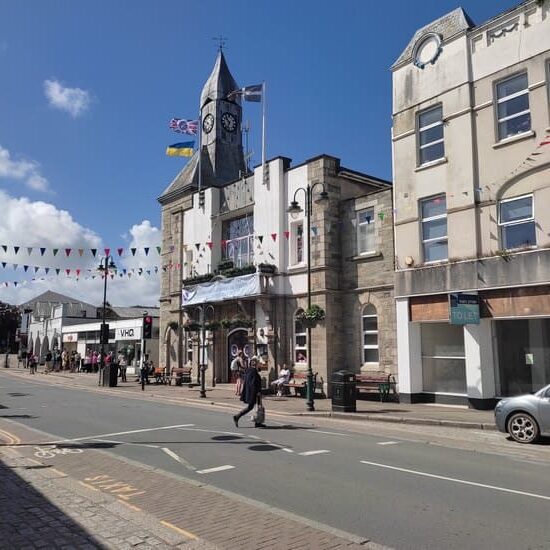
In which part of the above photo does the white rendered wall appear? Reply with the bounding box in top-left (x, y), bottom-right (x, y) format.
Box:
top-left (464, 320), bottom-right (496, 400)
top-left (396, 298), bottom-right (422, 394)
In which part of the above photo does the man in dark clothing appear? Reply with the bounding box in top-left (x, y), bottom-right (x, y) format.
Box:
top-left (233, 357), bottom-right (263, 427)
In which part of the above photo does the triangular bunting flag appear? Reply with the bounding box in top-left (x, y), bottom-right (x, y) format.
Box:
top-left (284, 231), bottom-right (290, 239)
top-left (34, 266), bottom-right (39, 273)
top-left (45, 268), bottom-right (50, 275)
top-left (13, 282), bottom-right (17, 287)
top-left (23, 265), bottom-right (29, 272)
top-left (1, 262), bottom-right (5, 268)
top-left (104, 248), bottom-right (110, 257)
top-left (156, 246), bottom-right (161, 255)
top-left (91, 249), bottom-right (97, 257)
top-left (14, 246), bottom-right (19, 254)
top-left (128, 273), bottom-right (132, 278)
top-left (258, 235), bottom-right (264, 244)
top-left (144, 247), bottom-right (150, 256)
top-left (66, 269), bottom-right (71, 275)
top-left (123, 268), bottom-right (127, 275)
top-left (311, 226), bottom-right (318, 236)
top-left (206, 242), bottom-right (213, 250)
top-left (76, 269), bottom-right (81, 277)
top-left (195, 243), bottom-right (200, 251)
top-left (53, 249), bottom-right (59, 256)
top-left (146, 270), bottom-right (151, 276)
top-left (12, 264), bottom-right (17, 270)
top-left (117, 248), bottom-right (124, 256)
top-left (55, 268), bottom-right (60, 275)
top-left (27, 247), bottom-right (33, 255)
top-left (131, 248), bottom-right (137, 256)
top-left (378, 212), bottom-right (385, 221)
top-left (154, 266), bottom-right (158, 273)
top-left (1, 245), bottom-right (6, 252)
top-left (271, 233), bottom-right (277, 242)
top-left (40, 247), bottom-right (46, 256)
top-left (78, 249), bottom-right (84, 257)
top-left (65, 248), bottom-right (72, 257)
top-left (110, 274), bottom-right (114, 279)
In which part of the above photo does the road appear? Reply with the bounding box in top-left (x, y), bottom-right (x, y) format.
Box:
top-left (1, 371), bottom-right (550, 550)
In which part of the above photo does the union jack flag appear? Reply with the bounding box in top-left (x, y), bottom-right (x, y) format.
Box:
top-left (169, 118), bottom-right (199, 135)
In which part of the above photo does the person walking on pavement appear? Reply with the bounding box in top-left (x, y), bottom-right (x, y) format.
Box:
top-left (233, 356), bottom-right (264, 428)
top-left (231, 350), bottom-right (245, 396)
top-left (118, 351), bottom-right (127, 382)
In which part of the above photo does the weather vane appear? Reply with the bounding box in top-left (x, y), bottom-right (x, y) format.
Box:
top-left (212, 35), bottom-right (227, 52)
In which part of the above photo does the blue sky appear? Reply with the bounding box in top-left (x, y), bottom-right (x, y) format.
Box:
top-left (0, 0), bottom-right (512, 305)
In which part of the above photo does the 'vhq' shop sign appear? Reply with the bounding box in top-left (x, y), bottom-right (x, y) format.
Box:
top-left (449, 293), bottom-right (480, 325)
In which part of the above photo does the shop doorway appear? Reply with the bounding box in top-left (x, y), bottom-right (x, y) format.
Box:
top-left (227, 329), bottom-right (252, 382)
top-left (495, 319), bottom-right (550, 396)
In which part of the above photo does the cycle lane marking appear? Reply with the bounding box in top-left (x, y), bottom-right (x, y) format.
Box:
top-left (360, 459), bottom-right (550, 501)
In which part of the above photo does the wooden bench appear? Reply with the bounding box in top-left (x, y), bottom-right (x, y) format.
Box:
top-left (154, 367), bottom-right (167, 385)
top-left (283, 372), bottom-right (325, 398)
top-left (356, 373), bottom-right (398, 402)
top-left (168, 366), bottom-right (192, 386)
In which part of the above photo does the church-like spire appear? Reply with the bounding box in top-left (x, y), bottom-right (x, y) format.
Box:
top-left (200, 51), bottom-right (240, 107)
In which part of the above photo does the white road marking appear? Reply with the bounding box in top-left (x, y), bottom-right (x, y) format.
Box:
top-left (49, 424), bottom-right (195, 443)
top-left (378, 441), bottom-right (399, 446)
top-left (299, 450), bottom-right (330, 456)
top-left (162, 447), bottom-right (196, 471)
top-left (282, 448), bottom-right (294, 453)
top-left (308, 430), bottom-right (350, 437)
top-left (360, 460), bottom-right (550, 501)
top-left (196, 465), bottom-right (235, 475)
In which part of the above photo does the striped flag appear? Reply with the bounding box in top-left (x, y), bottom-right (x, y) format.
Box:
top-left (169, 118), bottom-right (198, 135)
top-left (166, 142), bottom-right (194, 157)
top-left (228, 84), bottom-right (263, 102)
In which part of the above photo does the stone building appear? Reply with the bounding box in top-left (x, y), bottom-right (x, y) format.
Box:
top-left (158, 52), bottom-right (395, 394)
top-left (392, 0), bottom-right (550, 407)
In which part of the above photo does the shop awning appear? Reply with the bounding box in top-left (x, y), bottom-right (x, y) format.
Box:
top-left (182, 273), bottom-right (262, 307)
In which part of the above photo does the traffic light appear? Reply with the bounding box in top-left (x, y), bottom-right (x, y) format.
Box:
top-left (143, 315), bottom-right (153, 339)
top-left (198, 189), bottom-right (205, 208)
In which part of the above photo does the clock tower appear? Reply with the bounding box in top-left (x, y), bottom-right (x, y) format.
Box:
top-left (158, 51), bottom-right (246, 203)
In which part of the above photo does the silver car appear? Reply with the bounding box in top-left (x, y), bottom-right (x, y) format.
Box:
top-left (495, 384), bottom-right (550, 443)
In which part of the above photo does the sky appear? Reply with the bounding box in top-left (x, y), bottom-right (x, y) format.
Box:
top-left (0, 0), bottom-right (512, 307)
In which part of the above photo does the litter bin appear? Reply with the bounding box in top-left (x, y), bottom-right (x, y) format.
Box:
top-left (102, 364), bottom-right (118, 387)
top-left (331, 370), bottom-right (356, 412)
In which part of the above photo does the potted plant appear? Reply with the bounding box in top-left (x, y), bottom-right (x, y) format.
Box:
top-left (298, 304), bottom-right (326, 328)
top-left (258, 262), bottom-right (277, 274)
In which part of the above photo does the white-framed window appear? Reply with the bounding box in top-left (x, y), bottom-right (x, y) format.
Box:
top-left (421, 195), bottom-right (448, 262)
top-left (294, 310), bottom-right (307, 365)
top-left (499, 194), bottom-right (536, 249)
top-left (357, 208), bottom-right (375, 255)
top-left (185, 333), bottom-right (193, 364)
top-left (496, 72), bottom-right (530, 140)
top-left (222, 214), bottom-right (254, 267)
top-left (290, 220), bottom-right (304, 265)
top-left (418, 105), bottom-right (444, 165)
top-left (362, 304), bottom-right (379, 364)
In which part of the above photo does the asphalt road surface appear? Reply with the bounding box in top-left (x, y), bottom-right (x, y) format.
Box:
top-left (1, 373), bottom-right (550, 550)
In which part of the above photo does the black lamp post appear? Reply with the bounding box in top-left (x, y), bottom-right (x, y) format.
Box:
top-left (287, 183), bottom-right (329, 412)
top-left (195, 304), bottom-right (214, 399)
top-left (97, 255), bottom-right (116, 386)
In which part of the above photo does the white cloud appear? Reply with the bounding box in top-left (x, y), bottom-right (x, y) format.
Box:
top-left (44, 79), bottom-right (91, 118)
top-left (0, 190), bottom-right (160, 307)
top-left (0, 145), bottom-right (50, 192)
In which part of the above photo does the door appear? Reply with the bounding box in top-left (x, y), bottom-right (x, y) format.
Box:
top-left (228, 329), bottom-right (252, 382)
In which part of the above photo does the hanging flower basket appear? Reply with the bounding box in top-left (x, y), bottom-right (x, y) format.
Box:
top-left (297, 305), bottom-right (325, 328)
top-left (204, 321), bottom-right (220, 332)
top-left (183, 322), bottom-right (201, 333)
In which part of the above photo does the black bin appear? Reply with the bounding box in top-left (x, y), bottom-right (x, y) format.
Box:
top-left (331, 370), bottom-right (356, 412)
top-left (102, 364), bottom-right (118, 387)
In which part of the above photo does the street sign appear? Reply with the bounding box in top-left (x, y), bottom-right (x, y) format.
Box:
top-left (449, 293), bottom-right (480, 325)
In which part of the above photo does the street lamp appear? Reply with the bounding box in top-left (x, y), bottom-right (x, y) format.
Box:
top-left (287, 183), bottom-right (329, 412)
top-left (97, 255), bottom-right (116, 386)
top-left (194, 304), bottom-right (214, 399)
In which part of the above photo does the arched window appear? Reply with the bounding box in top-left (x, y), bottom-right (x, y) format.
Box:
top-left (362, 304), bottom-right (379, 364)
top-left (294, 310), bottom-right (307, 364)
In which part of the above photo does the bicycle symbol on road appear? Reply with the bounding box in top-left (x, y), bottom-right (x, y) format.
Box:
top-left (33, 445), bottom-right (84, 459)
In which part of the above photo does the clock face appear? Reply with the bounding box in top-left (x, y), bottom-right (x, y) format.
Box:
top-left (221, 112), bottom-right (237, 133)
top-left (202, 114), bottom-right (214, 134)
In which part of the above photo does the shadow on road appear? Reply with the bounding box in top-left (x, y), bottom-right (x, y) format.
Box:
top-left (0, 414), bottom-right (38, 419)
top-left (0, 455), bottom-right (105, 548)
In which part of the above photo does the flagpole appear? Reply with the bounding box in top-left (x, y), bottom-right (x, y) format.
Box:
top-left (261, 81), bottom-right (266, 185)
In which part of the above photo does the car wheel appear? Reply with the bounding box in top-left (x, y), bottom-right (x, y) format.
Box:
top-left (507, 412), bottom-right (540, 444)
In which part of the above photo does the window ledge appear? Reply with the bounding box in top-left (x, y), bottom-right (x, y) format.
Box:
top-left (287, 264), bottom-right (307, 274)
top-left (493, 130), bottom-right (535, 149)
top-left (414, 157), bottom-right (448, 172)
top-left (350, 251), bottom-right (382, 262)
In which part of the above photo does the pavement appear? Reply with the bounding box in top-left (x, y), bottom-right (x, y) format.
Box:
top-left (2, 363), bottom-right (496, 431)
